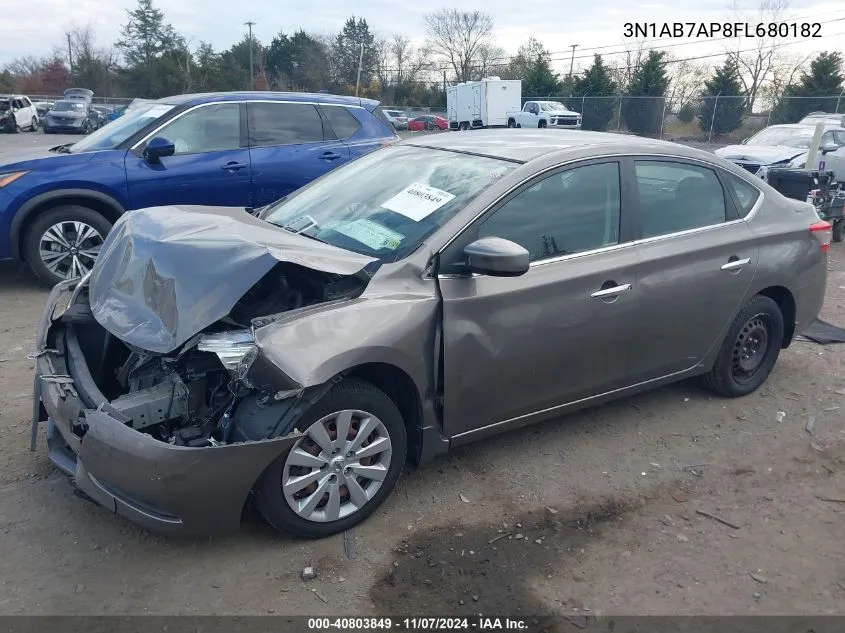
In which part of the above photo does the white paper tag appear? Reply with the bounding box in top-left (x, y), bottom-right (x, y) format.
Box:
top-left (380, 183), bottom-right (456, 222)
top-left (143, 105), bottom-right (175, 118)
top-left (334, 219), bottom-right (404, 251)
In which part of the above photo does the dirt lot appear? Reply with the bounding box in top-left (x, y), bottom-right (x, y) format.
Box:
top-left (0, 132), bottom-right (844, 617)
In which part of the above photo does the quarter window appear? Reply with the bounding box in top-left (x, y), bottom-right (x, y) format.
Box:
top-left (478, 162), bottom-right (621, 262)
top-left (248, 102), bottom-right (324, 146)
top-left (724, 173), bottom-right (760, 218)
top-left (634, 161), bottom-right (727, 238)
top-left (155, 103), bottom-right (241, 155)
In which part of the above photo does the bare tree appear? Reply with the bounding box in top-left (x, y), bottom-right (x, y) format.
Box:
top-left (725, 0), bottom-right (790, 112)
top-left (757, 51), bottom-right (811, 111)
top-left (423, 9), bottom-right (494, 83)
top-left (665, 57), bottom-right (709, 111)
top-left (608, 38), bottom-right (648, 91)
top-left (3, 55), bottom-right (43, 77)
top-left (475, 43), bottom-right (507, 80)
top-left (389, 34), bottom-right (431, 85)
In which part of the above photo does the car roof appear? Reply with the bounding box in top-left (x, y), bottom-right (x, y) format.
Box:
top-left (768, 122), bottom-right (841, 130)
top-left (154, 91), bottom-right (380, 109)
top-left (400, 129), bottom-right (684, 163)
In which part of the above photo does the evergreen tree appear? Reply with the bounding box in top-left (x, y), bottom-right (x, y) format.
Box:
top-left (574, 54), bottom-right (617, 131)
top-left (773, 52), bottom-right (844, 123)
top-left (698, 57), bottom-right (744, 136)
top-left (622, 50), bottom-right (669, 135)
top-left (267, 30), bottom-right (330, 92)
top-left (330, 17), bottom-right (376, 92)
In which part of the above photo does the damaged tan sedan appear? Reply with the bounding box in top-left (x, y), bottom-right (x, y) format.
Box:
top-left (33, 130), bottom-right (828, 538)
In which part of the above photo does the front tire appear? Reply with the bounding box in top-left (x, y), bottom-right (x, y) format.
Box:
top-left (507, 118), bottom-right (516, 128)
top-left (29, 116), bottom-right (38, 131)
top-left (703, 295), bottom-right (784, 398)
top-left (254, 379), bottom-right (407, 539)
top-left (23, 205), bottom-right (112, 286)
top-left (538, 120), bottom-right (547, 128)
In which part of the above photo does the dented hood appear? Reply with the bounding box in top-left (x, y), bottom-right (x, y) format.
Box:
top-left (89, 205), bottom-right (376, 354)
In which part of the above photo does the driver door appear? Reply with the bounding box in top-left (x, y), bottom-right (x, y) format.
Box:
top-left (125, 102), bottom-right (253, 209)
top-left (438, 160), bottom-right (642, 439)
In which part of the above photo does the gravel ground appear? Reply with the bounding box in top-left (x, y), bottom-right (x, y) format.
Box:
top-left (0, 131), bottom-right (844, 617)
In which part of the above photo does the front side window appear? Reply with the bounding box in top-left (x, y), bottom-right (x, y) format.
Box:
top-left (478, 162), bottom-right (621, 262)
top-left (262, 145), bottom-right (516, 262)
top-left (156, 103), bottom-right (241, 155)
top-left (248, 102), bottom-right (324, 147)
top-left (635, 161), bottom-right (727, 238)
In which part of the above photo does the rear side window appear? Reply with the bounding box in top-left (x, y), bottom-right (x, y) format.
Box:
top-left (322, 106), bottom-right (362, 140)
top-left (724, 173), bottom-right (760, 218)
top-left (635, 161), bottom-right (727, 238)
top-left (248, 102), bottom-right (324, 147)
top-left (371, 106), bottom-right (394, 131)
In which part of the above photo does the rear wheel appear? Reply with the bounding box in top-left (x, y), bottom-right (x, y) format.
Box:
top-left (832, 218), bottom-right (844, 243)
top-left (254, 379), bottom-right (407, 539)
top-left (23, 205), bottom-right (112, 286)
top-left (459, 122), bottom-right (468, 131)
top-left (29, 116), bottom-right (38, 131)
top-left (538, 120), bottom-right (547, 128)
top-left (703, 296), bottom-right (784, 397)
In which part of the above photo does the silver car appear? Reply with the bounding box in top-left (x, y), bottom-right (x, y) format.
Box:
top-left (34, 130), bottom-right (829, 539)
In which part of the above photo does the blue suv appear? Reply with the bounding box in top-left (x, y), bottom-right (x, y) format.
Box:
top-left (0, 92), bottom-right (397, 285)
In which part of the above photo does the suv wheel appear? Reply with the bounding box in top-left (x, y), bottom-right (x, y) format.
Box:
top-left (23, 206), bottom-right (112, 286)
top-left (254, 379), bottom-right (407, 539)
top-left (703, 295), bottom-right (784, 397)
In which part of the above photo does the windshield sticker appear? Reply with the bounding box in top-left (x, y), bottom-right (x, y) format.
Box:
top-left (380, 183), bottom-right (456, 222)
top-left (143, 105), bottom-right (174, 118)
top-left (335, 219), bottom-right (404, 251)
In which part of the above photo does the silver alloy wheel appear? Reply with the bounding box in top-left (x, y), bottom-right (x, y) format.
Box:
top-left (282, 409), bottom-right (393, 523)
top-left (38, 221), bottom-right (104, 280)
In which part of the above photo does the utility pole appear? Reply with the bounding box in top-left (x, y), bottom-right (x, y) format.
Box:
top-left (66, 32), bottom-right (74, 81)
top-left (568, 44), bottom-right (579, 79)
top-left (244, 21), bottom-right (256, 90)
top-left (355, 43), bottom-right (365, 97)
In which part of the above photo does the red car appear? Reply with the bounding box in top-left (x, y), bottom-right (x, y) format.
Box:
top-left (408, 115), bottom-right (448, 131)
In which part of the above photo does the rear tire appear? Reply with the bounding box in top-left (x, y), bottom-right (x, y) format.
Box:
top-left (538, 120), bottom-right (547, 129)
top-left (23, 205), bottom-right (112, 286)
top-left (832, 218), bottom-right (844, 243)
top-left (703, 296), bottom-right (784, 398)
top-left (253, 379), bottom-right (407, 539)
top-left (29, 116), bottom-right (38, 131)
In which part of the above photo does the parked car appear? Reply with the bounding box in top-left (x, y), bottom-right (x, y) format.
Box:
top-left (33, 101), bottom-right (55, 118)
top-left (799, 111), bottom-right (845, 127)
top-left (106, 105), bottom-right (128, 121)
top-left (33, 130), bottom-right (828, 538)
top-left (64, 88), bottom-right (94, 104)
top-left (90, 106), bottom-right (112, 129)
top-left (408, 115), bottom-right (448, 131)
top-left (507, 100), bottom-right (582, 129)
top-left (715, 124), bottom-right (845, 181)
top-left (0, 94), bottom-right (39, 132)
top-left (383, 109), bottom-right (408, 130)
top-left (0, 91), bottom-right (398, 285)
top-left (42, 99), bottom-right (96, 134)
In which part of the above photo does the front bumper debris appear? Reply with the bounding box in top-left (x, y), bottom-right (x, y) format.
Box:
top-left (32, 279), bottom-right (300, 536)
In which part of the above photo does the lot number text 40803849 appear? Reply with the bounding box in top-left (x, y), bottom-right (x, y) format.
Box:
top-left (623, 22), bottom-right (822, 38)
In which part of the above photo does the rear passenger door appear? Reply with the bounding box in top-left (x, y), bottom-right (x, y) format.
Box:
top-left (246, 102), bottom-right (350, 207)
top-left (627, 159), bottom-right (760, 383)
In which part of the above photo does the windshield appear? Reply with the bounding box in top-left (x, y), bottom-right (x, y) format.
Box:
top-left (747, 127), bottom-right (816, 148)
top-left (262, 145), bottom-right (516, 262)
top-left (52, 101), bottom-right (85, 112)
top-left (70, 102), bottom-right (175, 152)
top-left (539, 101), bottom-right (567, 111)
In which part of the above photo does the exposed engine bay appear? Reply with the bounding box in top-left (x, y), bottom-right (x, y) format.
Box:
top-left (66, 262), bottom-right (368, 447)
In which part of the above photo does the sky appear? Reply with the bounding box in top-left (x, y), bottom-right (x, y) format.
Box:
top-left (1, 0), bottom-right (844, 77)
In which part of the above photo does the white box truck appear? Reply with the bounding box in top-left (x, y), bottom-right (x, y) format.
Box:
top-left (446, 78), bottom-right (522, 131)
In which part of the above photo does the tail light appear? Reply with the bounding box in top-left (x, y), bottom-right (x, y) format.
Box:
top-left (809, 220), bottom-right (832, 253)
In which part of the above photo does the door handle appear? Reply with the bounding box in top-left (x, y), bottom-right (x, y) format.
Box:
top-left (221, 162), bottom-right (248, 171)
top-left (319, 152), bottom-right (342, 161)
top-left (721, 257), bottom-right (751, 271)
top-left (590, 283), bottom-right (632, 299)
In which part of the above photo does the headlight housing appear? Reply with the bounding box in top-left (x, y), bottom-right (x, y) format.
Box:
top-left (198, 330), bottom-right (258, 380)
top-left (0, 171), bottom-right (29, 188)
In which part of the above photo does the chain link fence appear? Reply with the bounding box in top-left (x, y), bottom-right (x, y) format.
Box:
top-left (519, 94), bottom-right (845, 144)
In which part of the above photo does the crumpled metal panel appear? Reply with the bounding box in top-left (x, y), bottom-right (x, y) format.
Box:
top-left (88, 205), bottom-right (376, 354)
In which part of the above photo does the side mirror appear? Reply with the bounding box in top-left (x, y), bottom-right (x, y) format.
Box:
top-left (821, 141), bottom-right (839, 155)
top-left (740, 138), bottom-right (748, 144)
top-left (464, 237), bottom-right (530, 277)
top-left (143, 136), bottom-right (176, 163)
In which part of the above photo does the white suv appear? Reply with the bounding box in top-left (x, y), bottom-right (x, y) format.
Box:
top-left (0, 94), bottom-right (39, 132)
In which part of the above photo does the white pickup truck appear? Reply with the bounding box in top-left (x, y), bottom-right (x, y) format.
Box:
top-left (506, 101), bottom-right (582, 129)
